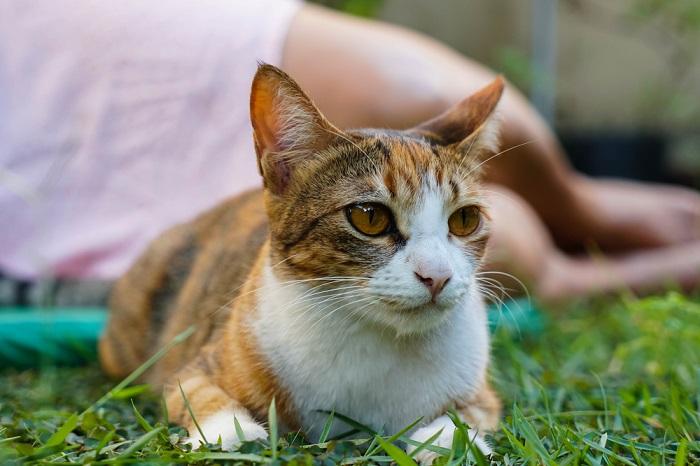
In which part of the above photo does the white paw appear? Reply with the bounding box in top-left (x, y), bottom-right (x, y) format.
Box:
top-left (185, 409), bottom-right (267, 450)
top-left (406, 415), bottom-right (491, 465)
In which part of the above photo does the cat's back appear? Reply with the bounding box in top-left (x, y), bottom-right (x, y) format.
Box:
top-left (100, 189), bottom-right (268, 382)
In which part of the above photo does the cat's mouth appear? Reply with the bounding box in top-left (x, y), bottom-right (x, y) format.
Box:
top-left (375, 296), bottom-right (454, 314)
top-left (360, 296), bottom-right (458, 335)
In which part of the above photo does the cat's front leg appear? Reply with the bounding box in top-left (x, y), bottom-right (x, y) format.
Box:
top-left (165, 370), bottom-right (267, 450)
top-left (184, 405), bottom-right (267, 450)
top-left (407, 383), bottom-right (500, 464)
top-left (406, 414), bottom-right (491, 465)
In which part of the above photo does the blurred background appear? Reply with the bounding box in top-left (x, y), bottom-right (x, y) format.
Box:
top-left (313, 0), bottom-right (700, 186)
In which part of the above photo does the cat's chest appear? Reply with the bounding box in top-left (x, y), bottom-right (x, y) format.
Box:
top-left (252, 291), bottom-right (489, 438)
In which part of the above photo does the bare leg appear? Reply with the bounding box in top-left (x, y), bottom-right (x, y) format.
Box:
top-left (484, 185), bottom-right (700, 304)
top-left (282, 4), bottom-right (700, 253)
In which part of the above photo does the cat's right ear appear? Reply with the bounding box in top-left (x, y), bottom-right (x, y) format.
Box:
top-left (411, 77), bottom-right (505, 155)
top-left (250, 64), bottom-right (340, 195)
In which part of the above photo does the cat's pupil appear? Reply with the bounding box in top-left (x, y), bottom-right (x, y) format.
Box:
top-left (461, 208), bottom-right (467, 226)
top-left (368, 208), bottom-right (375, 225)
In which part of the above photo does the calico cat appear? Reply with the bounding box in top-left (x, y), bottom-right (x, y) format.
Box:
top-left (99, 64), bottom-right (504, 462)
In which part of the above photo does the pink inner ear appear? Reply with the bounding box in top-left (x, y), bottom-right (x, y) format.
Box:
top-left (250, 64), bottom-right (345, 194)
top-left (257, 105), bottom-right (285, 154)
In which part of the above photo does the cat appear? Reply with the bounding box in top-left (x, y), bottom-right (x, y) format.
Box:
top-left (99, 63), bottom-right (504, 463)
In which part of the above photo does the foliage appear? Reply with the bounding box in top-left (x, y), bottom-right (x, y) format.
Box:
top-left (563, 0), bottom-right (700, 129)
top-left (306, 0), bottom-right (385, 18)
top-left (1, 292), bottom-right (699, 464)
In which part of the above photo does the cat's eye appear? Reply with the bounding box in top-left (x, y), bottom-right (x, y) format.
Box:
top-left (347, 203), bottom-right (393, 236)
top-left (448, 206), bottom-right (481, 236)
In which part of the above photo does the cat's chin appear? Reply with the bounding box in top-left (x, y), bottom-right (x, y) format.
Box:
top-left (361, 300), bottom-right (459, 336)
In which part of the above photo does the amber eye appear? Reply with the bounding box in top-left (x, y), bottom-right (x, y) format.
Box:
top-left (347, 203), bottom-right (393, 236)
top-left (448, 206), bottom-right (481, 236)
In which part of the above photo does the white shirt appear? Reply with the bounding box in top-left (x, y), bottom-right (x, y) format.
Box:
top-left (0, 0), bottom-right (301, 279)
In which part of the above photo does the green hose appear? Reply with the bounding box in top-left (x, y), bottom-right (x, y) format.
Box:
top-left (0, 308), bottom-right (106, 368)
top-left (0, 299), bottom-right (544, 369)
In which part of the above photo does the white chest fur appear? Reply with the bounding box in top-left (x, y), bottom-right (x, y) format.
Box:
top-left (252, 266), bottom-right (491, 438)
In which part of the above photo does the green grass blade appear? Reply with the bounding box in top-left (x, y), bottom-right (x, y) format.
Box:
top-left (365, 416), bottom-right (423, 457)
top-left (111, 384), bottom-right (150, 400)
top-left (512, 405), bottom-right (555, 465)
top-left (318, 410), bottom-right (378, 435)
top-left (234, 416), bottom-right (246, 442)
top-left (385, 417), bottom-right (423, 445)
top-left (94, 429), bottom-right (116, 459)
top-left (374, 435), bottom-right (418, 466)
top-left (45, 413), bottom-right (79, 447)
top-left (116, 426), bottom-right (165, 459)
top-left (404, 429), bottom-right (449, 458)
top-left (674, 439), bottom-right (687, 466)
top-left (268, 398), bottom-right (278, 459)
top-left (130, 399), bottom-right (154, 432)
top-left (160, 395), bottom-right (170, 426)
top-left (191, 451), bottom-right (271, 462)
top-left (579, 436), bottom-right (637, 466)
top-left (84, 325), bottom-right (195, 415)
top-left (178, 380), bottom-right (207, 445)
top-left (318, 411), bottom-right (335, 443)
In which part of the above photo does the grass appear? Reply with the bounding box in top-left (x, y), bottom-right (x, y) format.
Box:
top-left (1, 292), bottom-right (699, 464)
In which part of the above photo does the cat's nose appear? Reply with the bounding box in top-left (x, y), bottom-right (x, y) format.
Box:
top-left (414, 270), bottom-right (452, 301)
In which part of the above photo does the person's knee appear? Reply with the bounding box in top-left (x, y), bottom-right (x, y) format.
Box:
top-left (482, 185), bottom-right (562, 297)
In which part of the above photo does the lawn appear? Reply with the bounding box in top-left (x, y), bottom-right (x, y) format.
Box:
top-left (1, 292), bottom-right (698, 465)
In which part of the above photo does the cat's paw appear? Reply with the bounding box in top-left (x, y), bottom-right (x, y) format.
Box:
top-left (185, 410), bottom-right (267, 451)
top-left (406, 415), bottom-right (491, 465)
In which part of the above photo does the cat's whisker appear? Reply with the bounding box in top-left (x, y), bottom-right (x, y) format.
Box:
top-left (479, 280), bottom-right (515, 312)
top-left (268, 281), bottom-right (369, 321)
top-left (476, 270), bottom-right (531, 304)
top-left (268, 252), bottom-right (303, 271)
top-left (476, 275), bottom-right (514, 299)
top-left (289, 286), bottom-right (363, 307)
top-left (456, 131), bottom-right (480, 173)
top-left (288, 288), bottom-right (368, 320)
top-left (320, 126), bottom-right (380, 173)
top-left (344, 297), bottom-right (381, 329)
top-left (301, 295), bottom-right (376, 337)
top-left (461, 140), bottom-right (535, 181)
top-left (477, 285), bottom-right (504, 309)
top-left (476, 275), bottom-right (529, 337)
top-left (206, 275), bottom-right (370, 319)
top-left (293, 297), bottom-right (371, 340)
top-left (290, 280), bottom-right (367, 304)
top-left (478, 284), bottom-right (524, 337)
top-left (477, 277), bottom-right (510, 303)
top-left (284, 287), bottom-right (369, 326)
top-left (214, 253), bottom-right (306, 304)
top-left (206, 274), bottom-right (369, 326)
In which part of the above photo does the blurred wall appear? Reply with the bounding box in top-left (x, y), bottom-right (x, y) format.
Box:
top-left (378, 0), bottom-right (700, 132)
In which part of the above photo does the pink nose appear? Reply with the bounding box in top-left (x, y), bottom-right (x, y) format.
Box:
top-left (414, 271), bottom-right (452, 301)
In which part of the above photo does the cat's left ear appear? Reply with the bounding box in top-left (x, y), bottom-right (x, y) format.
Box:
top-left (250, 64), bottom-right (341, 195)
top-left (411, 76), bottom-right (505, 153)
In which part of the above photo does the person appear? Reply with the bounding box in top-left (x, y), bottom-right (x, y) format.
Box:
top-left (1, 0), bottom-right (699, 307)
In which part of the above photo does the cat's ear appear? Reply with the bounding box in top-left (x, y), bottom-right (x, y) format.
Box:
top-left (411, 76), bottom-right (505, 153)
top-left (250, 64), bottom-right (340, 194)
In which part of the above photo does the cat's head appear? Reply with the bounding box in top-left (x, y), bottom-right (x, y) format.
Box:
top-left (250, 64), bottom-right (503, 334)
